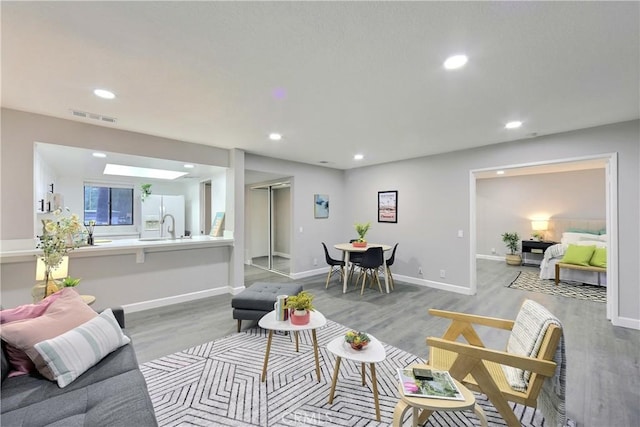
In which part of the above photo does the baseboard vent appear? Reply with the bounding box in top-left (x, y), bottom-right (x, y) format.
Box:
top-left (70, 109), bottom-right (117, 124)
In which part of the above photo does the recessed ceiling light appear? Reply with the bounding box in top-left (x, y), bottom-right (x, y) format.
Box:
top-left (103, 164), bottom-right (188, 180)
top-left (496, 170), bottom-right (505, 175)
top-left (505, 121), bottom-right (523, 129)
top-left (354, 154), bottom-right (364, 160)
top-left (184, 164), bottom-right (195, 169)
top-left (93, 89), bottom-right (116, 99)
top-left (92, 152), bottom-right (107, 158)
top-left (444, 54), bottom-right (468, 70)
top-left (269, 133), bottom-right (282, 141)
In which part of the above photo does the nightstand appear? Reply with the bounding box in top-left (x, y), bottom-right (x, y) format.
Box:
top-left (521, 240), bottom-right (557, 267)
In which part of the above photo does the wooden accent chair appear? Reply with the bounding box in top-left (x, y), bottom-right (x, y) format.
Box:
top-left (425, 301), bottom-right (563, 427)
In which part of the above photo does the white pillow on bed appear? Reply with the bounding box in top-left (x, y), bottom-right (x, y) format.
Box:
top-left (576, 240), bottom-right (607, 248)
top-left (561, 232), bottom-right (605, 245)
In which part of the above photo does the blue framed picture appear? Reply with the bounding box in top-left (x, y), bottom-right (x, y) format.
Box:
top-left (314, 194), bottom-right (329, 218)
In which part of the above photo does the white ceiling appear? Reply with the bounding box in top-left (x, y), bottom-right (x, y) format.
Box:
top-left (2, 2), bottom-right (639, 171)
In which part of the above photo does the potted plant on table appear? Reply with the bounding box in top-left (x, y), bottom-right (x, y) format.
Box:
top-left (501, 232), bottom-right (522, 265)
top-left (285, 290), bottom-right (315, 325)
top-left (353, 222), bottom-right (371, 247)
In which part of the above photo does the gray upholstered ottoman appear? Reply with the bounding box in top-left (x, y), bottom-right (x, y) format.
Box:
top-left (232, 282), bottom-right (304, 332)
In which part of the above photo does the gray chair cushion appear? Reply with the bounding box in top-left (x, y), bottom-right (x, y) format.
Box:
top-left (231, 282), bottom-right (303, 313)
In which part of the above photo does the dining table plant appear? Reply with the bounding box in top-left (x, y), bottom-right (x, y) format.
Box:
top-left (353, 222), bottom-right (371, 247)
top-left (37, 208), bottom-right (83, 298)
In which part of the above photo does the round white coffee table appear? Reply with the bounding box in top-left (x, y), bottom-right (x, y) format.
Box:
top-left (392, 363), bottom-right (488, 427)
top-left (326, 334), bottom-right (386, 421)
top-left (258, 309), bottom-right (327, 383)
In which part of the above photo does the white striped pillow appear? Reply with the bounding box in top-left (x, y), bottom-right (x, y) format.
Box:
top-left (34, 308), bottom-right (131, 388)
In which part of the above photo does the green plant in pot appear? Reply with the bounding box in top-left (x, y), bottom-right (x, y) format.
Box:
top-left (354, 222), bottom-right (371, 247)
top-left (285, 290), bottom-right (315, 325)
top-left (501, 232), bottom-right (522, 265)
top-left (141, 183), bottom-right (152, 202)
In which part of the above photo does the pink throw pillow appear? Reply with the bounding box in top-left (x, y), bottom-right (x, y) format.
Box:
top-left (0, 291), bottom-right (64, 377)
top-left (1, 288), bottom-right (97, 377)
top-left (1, 291), bottom-right (63, 324)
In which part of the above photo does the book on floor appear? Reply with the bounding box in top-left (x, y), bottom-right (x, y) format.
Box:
top-left (397, 367), bottom-right (465, 401)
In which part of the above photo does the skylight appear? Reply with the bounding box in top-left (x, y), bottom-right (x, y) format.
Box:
top-left (103, 164), bottom-right (188, 180)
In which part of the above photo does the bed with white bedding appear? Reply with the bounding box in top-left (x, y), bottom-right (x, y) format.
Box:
top-left (539, 230), bottom-right (607, 286)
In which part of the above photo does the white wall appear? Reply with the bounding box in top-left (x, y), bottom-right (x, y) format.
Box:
top-left (244, 155), bottom-right (347, 274)
top-left (477, 168), bottom-right (606, 256)
top-left (343, 120), bottom-right (638, 325)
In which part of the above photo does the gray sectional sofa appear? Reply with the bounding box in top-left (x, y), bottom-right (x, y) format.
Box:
top-left (0, 309), bottom-right (157, 427)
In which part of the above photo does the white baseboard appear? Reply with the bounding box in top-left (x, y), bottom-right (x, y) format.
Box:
top-left (613, 315), bottom-right (640, 330)
top-left (394, 274), bottom-right (474, 295)
top-left (476, 254), bottom-right (505, 262)
top-left (122, 287), bottom-right (229, 313)
top-left (290, 267), bottom-right (327, 280)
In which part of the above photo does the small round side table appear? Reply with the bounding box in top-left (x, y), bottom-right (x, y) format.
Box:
top-left (392, 363), bottom-right (488, 427)
top-left (326, 334), bottom-right (386, 421)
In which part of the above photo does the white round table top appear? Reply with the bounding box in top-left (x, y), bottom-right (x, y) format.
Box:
top-left (334, 243), bottom-right (392, 252)
top-left (259, 310), bottom-right (327, 331)
top-left (327, 334), bottom-right (386, 363)
top-left (398, 364), bottom-right (476, 411)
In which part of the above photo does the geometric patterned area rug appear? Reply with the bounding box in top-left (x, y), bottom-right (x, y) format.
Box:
top-left (508, 270), bottom-right (606, 303)
top-left (140, 320), bottom-right (545, 426)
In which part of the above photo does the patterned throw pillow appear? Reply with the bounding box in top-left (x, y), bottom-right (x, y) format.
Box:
top-left (34, 309), bottom-right (130, 388)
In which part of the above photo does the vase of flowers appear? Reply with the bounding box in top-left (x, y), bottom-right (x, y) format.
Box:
top-left (36, 208), bottom-right (83, 298)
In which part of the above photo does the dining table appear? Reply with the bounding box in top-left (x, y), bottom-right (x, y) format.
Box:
top-left (333, 243), bottom-right (393, 294)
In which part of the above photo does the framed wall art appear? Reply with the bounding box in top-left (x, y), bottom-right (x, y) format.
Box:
top-left (378, 191), bottom-right (397, 223)
top-left (314, 194), bottom-right (329, 218)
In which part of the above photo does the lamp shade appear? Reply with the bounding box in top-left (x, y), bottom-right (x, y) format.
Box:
top-left (531, 220), bottom-right (549, 231)
top-left (36, 256), bottom-right (69, 281)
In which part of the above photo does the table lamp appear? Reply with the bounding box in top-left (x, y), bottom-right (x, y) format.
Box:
top-left (531, 220), bottom-right (549, 241)
top-left (35, 256), bottom-right (69, 299)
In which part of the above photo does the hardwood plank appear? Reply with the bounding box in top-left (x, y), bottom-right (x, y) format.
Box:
top-left (126, 260), bottom-right (640, 427)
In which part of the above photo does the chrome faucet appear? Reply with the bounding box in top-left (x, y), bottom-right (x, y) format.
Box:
top-left (161, 214), bottom-right (176, 240)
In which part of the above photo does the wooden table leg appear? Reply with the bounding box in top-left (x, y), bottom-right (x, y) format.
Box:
top-left (474, 403), bottom-right (488, 427)
top-left (361, 362), bottom-right (366, 386)
top-left (328, 356), bottom-right (342, 404)
top-left (370, 363), bottom-right (381, 421)
top-left (555, 262), bottom-right (560, 285)
top-left (416, 408), bottom-right (434, 427)
top-left (294, 331), bottom-right (299, 352)
top-left (312, 329), bottom-right (321, 382)
top-left (261, 330), bottom-right (274, 382)
top-left (343, 251), bottom-right (350, 293)
top-left (392, 400), bottom-right (410, 427)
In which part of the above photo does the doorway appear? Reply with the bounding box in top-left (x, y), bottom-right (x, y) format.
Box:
top-left (248, 181), bottom-right (291, 275)
top-left (470, 153), bottom-right (618, 322)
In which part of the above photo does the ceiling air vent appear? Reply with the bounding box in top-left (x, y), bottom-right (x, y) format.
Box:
top-left (70, 109), bottom-right (117, 124)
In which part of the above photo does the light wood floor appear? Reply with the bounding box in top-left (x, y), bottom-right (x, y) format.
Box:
top-left (126, 259), bottom-right (640, 427)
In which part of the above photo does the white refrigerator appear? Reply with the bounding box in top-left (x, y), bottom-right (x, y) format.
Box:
top-left (140, 195), bottom-right (185, 238)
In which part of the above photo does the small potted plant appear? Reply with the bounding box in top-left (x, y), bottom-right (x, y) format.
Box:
top-left (61, 276), bottom-right (81, 288)
top-left (141, 183), bottom-right (152, 202)
top-left (501, 232), bottom-right (522, 265)
top-left (353, 222), bottom-right (371, 247)
top-left (344, 330), bottom-right (370, 351)
top-left (285, 290), bottom-right (315, 325)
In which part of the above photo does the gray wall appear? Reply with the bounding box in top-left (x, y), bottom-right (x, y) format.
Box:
top-left (1, 108), bottom-right (229, 240)
top-left (477, 169), bottom-right (606, 256)
top-left (1, 108), bottom-right (638, 327)
top-left (341, 120), bottom-right (638, 324)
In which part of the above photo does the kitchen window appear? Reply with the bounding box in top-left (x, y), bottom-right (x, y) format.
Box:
top-left (84, 185), bottom-right (133, 225)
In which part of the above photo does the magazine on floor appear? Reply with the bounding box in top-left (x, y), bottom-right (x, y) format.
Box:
top-left (397, 367), bottom-right (465, 401)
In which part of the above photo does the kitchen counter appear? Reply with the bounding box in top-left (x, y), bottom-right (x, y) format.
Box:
top-left (0, 236), bottom-right (234, 264)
